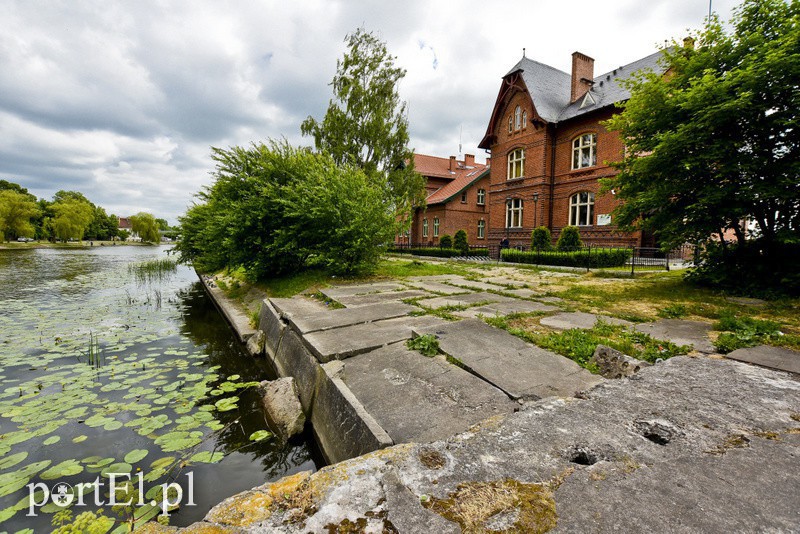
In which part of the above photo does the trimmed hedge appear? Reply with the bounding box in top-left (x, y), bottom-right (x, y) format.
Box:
top-left (388, 247), bottom-right (489, 258)
top-left (501, 247), bottom-right (631, 268)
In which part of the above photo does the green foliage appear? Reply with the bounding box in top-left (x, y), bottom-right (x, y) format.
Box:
top-left (84, 206), bottom-right (119, 241)
top-left (51, 510), bottom-right (115, 533)
top-left (301, 27), bottom-right (425, 225)
top-left (658, 303), bottom-right (688, 318)
top-left (713, 311), bottom-right (783, 353)
top-left (176, 141), bottom-right (395, 278)
top-left (407, 334), bottom-right (440, 357)
top-left (51, 198), bottom-right (94, 242)
top-left (439, 234), bottom-right (453, 249)
top-left (398, 247), bottom-right (489, 258)
top-left (453, 229), bottom-right (469, 255)
top-left (604, 0), bottom-right (800, 257)
top-left (556, 226), bottom-right (582, 251)
top-left (130, 212), bottom-right (161, 243)
top-left (531, 226), bottom-right (552, 251)
top-left (0, 189), bottom-right (40, 241)
top-left (128, 258), bottom-right (178, 285)
top-left (502, 247), bottom-right (630, 268)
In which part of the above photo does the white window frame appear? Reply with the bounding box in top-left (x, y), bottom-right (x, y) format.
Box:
top-left (569, 192), bottom-right (595, 226)
top-left (476, 188), bottom-right (486, 206)
top-left (508, 116), bottom-right (513, 133)
top-left (514, 105), bottom-right (521, 130)
top-left (522, 110), bottom-right (527, 129)
top-left (507, 148), bottom-right (525, 180)
top-left (422, 218), bottom-right (428, 237)
top-left (478, 220), bottom-right (485, 239)
top-left (572, 133), bottom-right (597, 169)
top-left (506, 198), bottom-right (523, 228)
top-left (433, 217), bottom-right (440, 237)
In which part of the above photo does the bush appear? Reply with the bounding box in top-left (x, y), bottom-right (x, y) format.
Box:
top-left (501, 247), bottom-right (631, 268)
top-left (531, 226), bottom-right (552, 251)
top-left (713, 311), bottom-right (783, 353)
top-left (406, 247), bottom-right (489, 258)
top-left (556, 226), bottom-right (582, 251)
top-left (453, 229), bottom-right (469, 255)
top-left (439, 234), bottom-right (453, 249)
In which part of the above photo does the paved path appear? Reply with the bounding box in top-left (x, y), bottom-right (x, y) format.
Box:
top-left (726, 344), bottom-right (800, 375)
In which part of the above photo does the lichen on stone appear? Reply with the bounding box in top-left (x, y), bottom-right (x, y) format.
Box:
top-left (422, 479), bottom-right (557, 533)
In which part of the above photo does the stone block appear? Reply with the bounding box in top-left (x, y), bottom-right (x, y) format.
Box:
top-left (246, 330), bottom-right (266, 357)
top-left (634, 319), bottom-right (714, 354)
top-left (259, 299), bottom-right (285, 361)
top-left (272, 329), bottom-right (322, 414)
top-left (258, 378), bottom-right (306, 438)
top-left (726, 345), bottom-right (800, 374)
top-left (541, 311), bottom-right (631, 331)
top-left (288, 301), bottom-right (416, 334)
top-left (591, 345), bottom-right (651, 379)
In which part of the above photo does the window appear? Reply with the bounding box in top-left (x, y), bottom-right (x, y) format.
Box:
top-left (569, 192), bottom-right (595, 226)
top-left (514, 106), bottom-right (521, 130)
top-left (433, 218), bottom-right (440, 237)
top-left (507, 148), bottom-right (525, 180)
top-left (461, 191), bottom-right (467, 203)
top-left (422, 218), bottom-right (428, 237)
top-left (508, 116), bottom-right (513, 133)
top-left (476, 188), bottom-right (486, 205)
top-left (506, 198), bottom-right (523, 228)
top-left (572, 133), bottom-right (597, 169)
top-left (478, 220), bottom-right (485, 239)
top-left (522, 110), bottom-right (527, 129)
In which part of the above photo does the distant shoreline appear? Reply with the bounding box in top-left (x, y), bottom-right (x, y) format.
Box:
top-left (0, 241), bottom-right (163, 250)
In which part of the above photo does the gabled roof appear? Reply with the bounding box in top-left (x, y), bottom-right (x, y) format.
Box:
top-left (427, 167), bottom-right (490, 206)
top-left (479, 49), bottom-right (667, 148)
top-left (414, 154), bottom-right (460, 180)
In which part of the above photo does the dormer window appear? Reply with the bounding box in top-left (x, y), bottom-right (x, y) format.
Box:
top-left (580, 92), bottom-right (596, 109)
top-left (572, 133), bottom-right (597, 169)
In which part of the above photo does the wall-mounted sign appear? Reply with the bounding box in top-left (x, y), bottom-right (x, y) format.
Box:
top-left (597, 214), bottom-right (612, 226)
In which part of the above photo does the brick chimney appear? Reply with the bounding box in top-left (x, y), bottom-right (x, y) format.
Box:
top-left (449, 155), bottom-right (456, 171)
top-left (485, 157), bottom-right (491, 167)
top-left (464, 154), bottom-right (475, 167)
top-left (571, 52), bottom-right (595, 102)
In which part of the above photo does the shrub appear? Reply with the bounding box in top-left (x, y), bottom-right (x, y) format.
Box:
top-left (453, 230), bottom-right (469, 255)
top-left (439, 234), bottom-right (453, 249)
top-left (713, 311), bottom-right (783, 353)
top-left (531, 226), bottom-right (552, 251)
top-left (501, 247), bottom-right (630, 268)
top-left (406, 247), bottom-right (489, 258)
top-left (407, 334), bottom-right (440, 356)
top-left (556, 226), bottom-right (582, 251)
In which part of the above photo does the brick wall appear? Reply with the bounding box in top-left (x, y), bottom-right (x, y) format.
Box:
top-left (412, 175), bottom-right (490, 245)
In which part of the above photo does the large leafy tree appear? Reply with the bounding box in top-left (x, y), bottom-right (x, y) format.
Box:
top-left (51, 198), bottom-right (94, 242)
top-left (604, 0), bottom-right (800, 251)
top-left (0, 189), bottom-right (40, 241)
top-left (301, 28), bottom-right (425, 221)
top-left (129, 212), bottom-right (161, 243)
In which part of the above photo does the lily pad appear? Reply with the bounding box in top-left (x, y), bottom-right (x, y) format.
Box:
top-left (190, 451), bottom-right (225, 464)
top-left (214, 396), bottom-right (239, 412)
top-left (249, 430), bottom-right (273, 442)
top-left (40, 459), bottom-right (83, 480)
top-left (0, 452), bottom-right (28, 470)
top-left (124, 449), bottom-right (149, 464)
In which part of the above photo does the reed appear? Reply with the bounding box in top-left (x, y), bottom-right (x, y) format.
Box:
top-left (128, 258), bottom-right (178, 285)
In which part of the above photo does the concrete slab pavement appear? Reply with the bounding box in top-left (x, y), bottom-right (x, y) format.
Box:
top-left (634, 319), bottom-right (715, 353)
top-left (726, 344), bottom-right (800, 374)
top-left (540, 311), bottom-right (632, 331)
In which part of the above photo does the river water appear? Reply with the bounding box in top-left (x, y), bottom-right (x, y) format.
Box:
top-left (0, 246), bottom-right (321, 532)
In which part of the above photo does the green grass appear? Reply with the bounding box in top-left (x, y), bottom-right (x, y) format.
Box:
top-left (374, 259), bottom-right (469, 279)
top-left (407, 334), bottom-right (440, 357)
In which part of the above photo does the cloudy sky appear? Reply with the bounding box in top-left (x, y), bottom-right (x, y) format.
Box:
top-left (0, 0), bottom-right (742, 223)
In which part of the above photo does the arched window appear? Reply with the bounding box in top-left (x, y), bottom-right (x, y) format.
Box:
top-left (506, 198), bottom-right (523, 228)
top-left (422, 218), bottom-right (428, 237)
top-left (507, 148), bottom-right (525, 180)
top-left (514, 106), bottom-right (522, 130)
top-left (522, 110), bottom-right (527, 129)
top-left (572, 133), bottom-right (597, 169)
top-left (478, 220), bottom-right (485, 239)
top-left (569, 192), bottom-right (595, 226)
top-left (508, 116), bottom-right (513, 133)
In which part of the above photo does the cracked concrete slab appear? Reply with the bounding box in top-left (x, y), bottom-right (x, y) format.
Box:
top-left (340, 344), bottom-right (516, 443)
top-left (334, 289), bottom-right (430, 308)
top-left (414, 319), bottom-right (603, 400)
top-left (726, 344), bottom-right (800, 374)
top-left (443, 278), bottom-right (505, 291)
top-left (404, 280), bottom-right (473, 295)
top-left (305, 315), bottom-right (448, 362)
top-left (289, 301), bottom-right (416, 334)
top-left (634, 319), bottom-right (715, 353)
top-left (270, 296), bottom-right (332, 320)
top-left (453, 300), bottom-right (559, 319)
top-left (540, 311), bottom-right (632, 331)
top-left (416, 292), bottom-right (510, 309)
top-left (321, 282), bottom-right (407, 299)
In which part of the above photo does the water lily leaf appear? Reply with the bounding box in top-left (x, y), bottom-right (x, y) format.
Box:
top-left (190, 451), bottom-right (225, 464)
top-left (0, 460), bottom-right (52, 496)
top-left (214, 397), bottom-right (239, 412)
top-left (154, 431), bottom-right (203, 452)
top-left (0, 452), bottom-right (28, 470)
top-left (103, 420), bottom-right (123, 431)
top-left (0, 505), bottom-right (16, 523)
top-left (43, 435), bottom-right (61, 445)
top-left (40, 459), bottom-right (83, 480)
top-left (101, 462), bottom-right (132, 477)
top-left (227, 374), bottom-right (241, 381)
top-left (249, 430), bottom-right (273, 442)
top-left (72, 435), bottom-right (88, 443)
top-left (124, 449), bottom-right (149, 464)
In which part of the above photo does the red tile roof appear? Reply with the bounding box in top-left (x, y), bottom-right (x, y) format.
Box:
top-left (426, 166), bottom-right (489, 205)
top-left (413, 153), bottom-right (489, 206)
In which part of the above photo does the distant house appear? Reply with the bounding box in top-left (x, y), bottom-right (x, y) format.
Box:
top-left (403, 154), bottom-right (490, 247)
top-left (478, 49), bottom-right (669, 247)
top-left (117, 216), bottom-right (140, 241)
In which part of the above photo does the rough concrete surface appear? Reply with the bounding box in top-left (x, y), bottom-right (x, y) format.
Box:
top-left (404, 280), bottom-right (473, 295)
top-left (417, 291), bottom-right (509, 309)
top-left (321, 282), bottom-right (406, 299)
top-left (726, 344), bottom-right (800, 374)
top-left (453, 299), bottom-right (559, 319)
top-left (591, 344), bottom-right (652, 379)
top-left (540, 311), bottom-right (632, 331)
top-left (258, 378), bottom-right (305, 438)
top-left (179, 357), bottom-right (800, 533)
top-left (288, 301), bottom-right (416, 334)
top-left (635, 318), bottom-right (715, 354)
top-left (415, 319), bottom-right (603, 400)
top-left (340, 344), bottom-right (516, 443)
top-left (333, 289), bottom-right (429, 307)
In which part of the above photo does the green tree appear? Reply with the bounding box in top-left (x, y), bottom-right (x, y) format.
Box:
top-left (604, 0), bottom-right (799, 250)
top-left (439, 234), bottom-right (453, 249)
top-left (453, 229), bottom-right (469, 255)
top-left (85, 206), bottom-right (119, 240)
top-left (556, 226), bottom-right (582, 251)
top-left (51, 198), bottom-right (94, 241)
top-left (130, 212), bottom-right (161, 243)
top-left (0, 190), bottom-right (40, 241)
top-left (301, 28), bottom-right (425, 222)
top-left (531, 226), bottom-right (552, 251)
top-left (155, 218), bottom-right (169, 231)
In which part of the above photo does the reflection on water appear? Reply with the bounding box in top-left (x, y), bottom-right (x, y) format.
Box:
top-left (0, 246), bottom-right (322, 531)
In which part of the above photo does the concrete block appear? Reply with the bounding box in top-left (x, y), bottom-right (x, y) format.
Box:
top-left (417, 292), bottom-right (509, 309)
top-left (272, 328), bottom-right (322, 414)
top-left (634, 319), bottom-right (715, 353)
top-left (259, 299), bottom-right (285, 361)
top-left (404, 280), bottom-right (472, 295)
top-left (321, 282), bottom-right (406, 300)
top-left (334, 290), bottom-right (429, 308)
top-left (726, 345), bottom-right (800, 374)
top-left (288, 301), bottom-right (416, 334)
top-left (453, 300), bottom-right (559, 318)
top-left (541, 311), bottom-right (631, 331)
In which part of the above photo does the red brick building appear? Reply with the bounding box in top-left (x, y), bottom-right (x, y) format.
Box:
top-left (478, 50), bottom-right (666, 247)
top-left (402, 154), bottom-right (490, 246)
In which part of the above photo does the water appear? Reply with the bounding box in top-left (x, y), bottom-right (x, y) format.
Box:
top-left (0, 246), bottom-right (322, 532)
